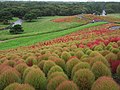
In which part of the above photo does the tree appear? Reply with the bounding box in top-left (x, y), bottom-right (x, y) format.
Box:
top-left (24, 13), bottom-right (37, 22)
top-left (9, 24), bottom-right (24, 34)
top-left (0, 11), bottom-right (12, 24)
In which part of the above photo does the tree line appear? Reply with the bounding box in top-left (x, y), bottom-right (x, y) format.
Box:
top-left (0, 1), bottom-right (120, 22)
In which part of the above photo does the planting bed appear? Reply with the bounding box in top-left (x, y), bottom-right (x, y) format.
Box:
top-left (0, 23), bottom-right (120, 90)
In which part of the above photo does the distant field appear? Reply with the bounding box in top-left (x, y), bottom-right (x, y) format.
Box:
top-left (108, 14), bottom-right (120, 18)
top-left (0, 22), bottom-right (107, 50)
top-left (0, 16), bottom-right (86, 41)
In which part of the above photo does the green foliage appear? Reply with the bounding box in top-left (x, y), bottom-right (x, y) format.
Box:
top-left (43, 60), bottom-right (56, 75)
top-left (9, 25), bottom-right (24, 34)
top-left (47, 65), bottom-right (63, 76)
top-left (75, 51), bottom-right (84, 59)
top-left (24, 69), bottom-right (47, 90)
top-left (91, 61), bottom-right (111, 79)
top-left (15, 63), bottom-right (28, 78)
top-left (89, 51), bottom-right (102, 57)
top-left (90, 55), bottom-right (110, 67)
top-left (105, 52), bottom-right (118, 62)
top-left (71, 62), bottom-right (90, 78)
top-left (73, 69), bottom-right (95, 90)
top-left (56, 80), bottom-right (79, 90)
top-left (47, 72), bottom-right (68, 83)
top-left (37, 60), bottom-right (46, 70)
top-left (47, 76), bottom-right (67, 90)
top-left (24, 13), bottom-right (37, 22)
top-left (91, 76), bottom-right (120, 90)
top-left (25, 56), bottom-right (37, 66)
top-left (61, 51), bottom-right (71, 62)
top-left (116, 65), bottom-right (120, 77)
top-left (66, 58), bottom-right (80, 78)
top-left (4, 83), bottom-right (35, 90)
top-left (0, 10), bottom-right (12, 22)
top-left (0, 69), bottom-right (21, 90)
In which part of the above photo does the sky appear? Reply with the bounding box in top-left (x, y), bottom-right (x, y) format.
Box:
top-left (1, 0), bottom-right (120, 2)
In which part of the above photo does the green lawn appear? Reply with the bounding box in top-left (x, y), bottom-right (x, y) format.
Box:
top-left (0, 22), bottom-right (107, 50)
top-left (108, 14), bottom-right (120, 18)
top-left (0, 16), bottom-right (86, 41)
top-left (0, 17), bottom-right (19, 29)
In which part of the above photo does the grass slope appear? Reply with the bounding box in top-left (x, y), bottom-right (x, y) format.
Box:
top-left (0, 16), bottom-right (85, 41)
top-left (0, 22), bottom-right (107, 50)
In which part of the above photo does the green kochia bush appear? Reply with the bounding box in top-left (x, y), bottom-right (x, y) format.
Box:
top-left (47, 65), bottom-right (63, 76)
top-left (24, 69), bottom-right (47, 90)
top-left (105, 52), bottom-right (118, 62)
top-left (73, 69), bottom-right (95, 90)
top-left (25, 56), bottom-right (37, 66)
top-left (71, 62), bottom-right (90, 78)
top-left (66, 58), bottom-right (80, 78)
top-left (75, 51), bottom-right (84, 59)
top-left (91, 61), bottom-right (111, 79)
top-left (0, 69), bottom-right (21, 90)
top-left (61, 51), bottom-right (71, 62)
top-left (4, 83), bottom-right (35, 90)
top-left (43, 60), bottom-right (56, 75)
top-left (117, 65), bottom-right (120, 77)
top-left (15, 63), bottom-right (28, 78)
top-left (47, 72), bottom-right (68, 83)
top-left (90, 55), bottom-right (110, 67)
top-left (91, 76), bottom-right (120, 90)
top-left (56, 80), bottom-right (79, 90)
top-left (47, 76), bottom-right (68, 90)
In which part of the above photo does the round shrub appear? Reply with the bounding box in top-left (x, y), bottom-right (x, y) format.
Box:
top-left (66, 58), bottom-right (80, 78)
top-left (15, 63), bottom-right (28, 77)
top-left (47, 76), bottom-right (67, 90)
top-left (111, 48), bottom-right (119, 54)
top-left (37, 60), bottom-right (46, 70)
top-left (47, 72), bottom-right (68, 83)
top-left (15, 84), bottom-right (35, 90)
top-left (25, 56), bottom-right (37, 66)
top-left (117, 65), bottom-right (120, 77)
top-left (4, 83), bottom-right (19, 90)
top-left (71, 62), bottom-right (90, 78)
top-left (73, 69), bottom-right (95, 90)
top-left (105, 52), bottom-right (118, 62)
top-left (56, 80), bottom-right (79, 90)
top-left (91, 76), bottom-right (120, 90)
top-left (90, 55), bottom-right (110, 67)
top-left (47, 65), bottom-right (63, 76)
top-left (49, 56), bottom-right (66, 71)
top-left (75, 51), bottom-right (84, 59)
top-left (61, 51), bottom-right (71, 62)
top-left (43, 60), bottom-right (56, 75)
top-left (91, 61), bottom-right (111, 79)
top-left (89, 51), bottom-right (102, 57)
top-left (4, 83), bottom-right (35, 90)
top-left (100, 50), bottom-right (110, 56)
top-left (24, 69), bottom-right (47, 90)
top-left (117, 51), bottom-right (120, 60)
top-left (0, 69), bottom-right (21, 90)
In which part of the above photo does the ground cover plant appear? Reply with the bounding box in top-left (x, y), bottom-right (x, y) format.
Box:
top-left (0, 15), bottom-right (120, 89)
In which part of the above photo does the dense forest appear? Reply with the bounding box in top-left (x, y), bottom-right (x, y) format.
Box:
top-left (0, 1), bottom-right (120, 21)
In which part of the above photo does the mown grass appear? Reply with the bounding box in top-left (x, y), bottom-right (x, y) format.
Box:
top-left (108, 14), bottom-right (120, 18)
top-left (0, 22), bottom-right (107, 50)
top-left (0, 16), bottom-right (85, 41)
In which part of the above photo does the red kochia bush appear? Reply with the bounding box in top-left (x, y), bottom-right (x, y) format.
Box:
top-left (56, 80), bottom-right (79, 90)
top-left (110, 60), bottom-right (120, 73)
top-left (91, 76), bottom-right (120, 90)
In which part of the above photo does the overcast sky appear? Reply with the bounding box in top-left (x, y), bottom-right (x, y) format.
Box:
top-left (1, 0), bottom-right (120, 2)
